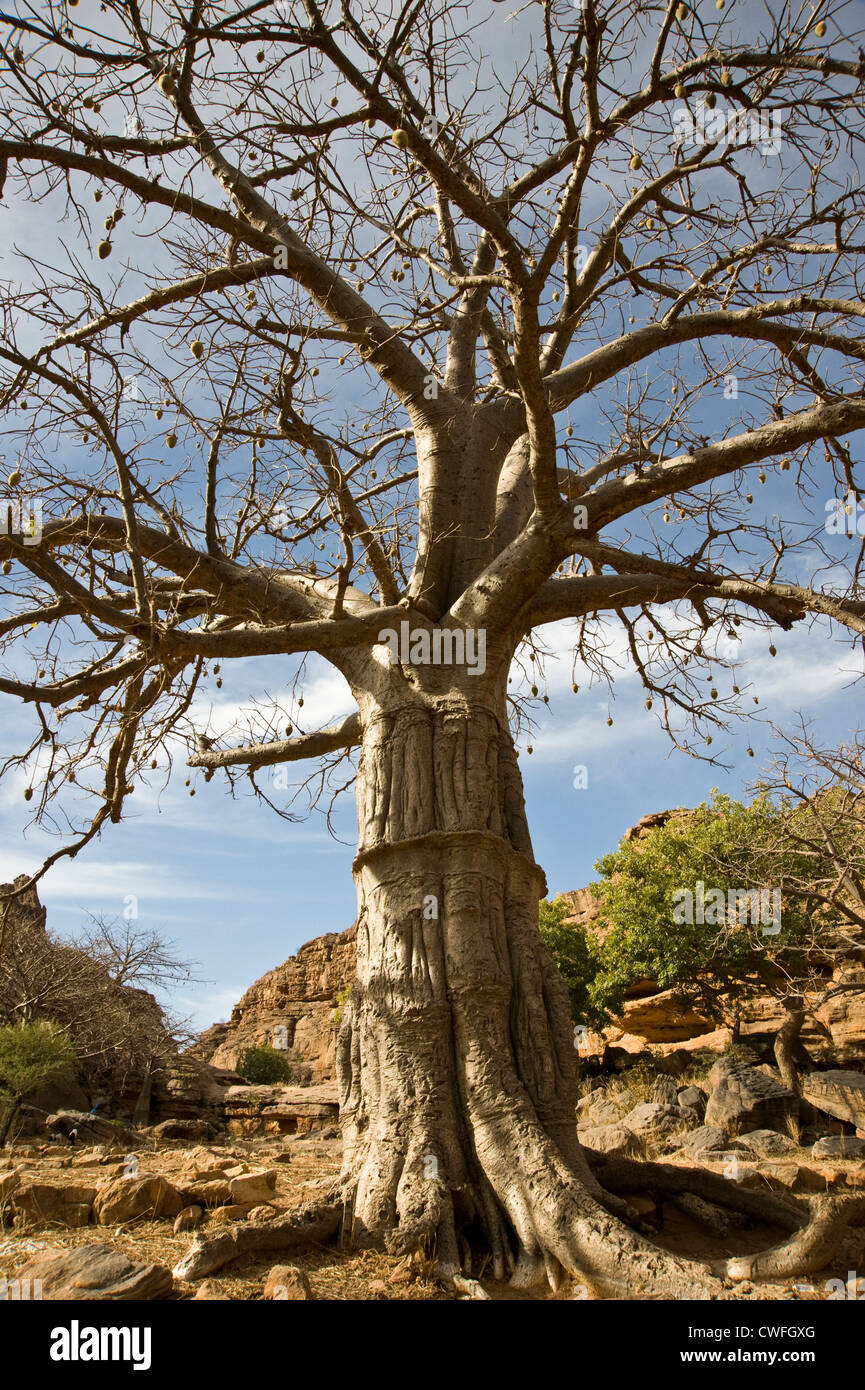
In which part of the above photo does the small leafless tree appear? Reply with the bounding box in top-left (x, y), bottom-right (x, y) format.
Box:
top-left (1, 0), bottom-right (865, 1294)
top-left (73, 914), bottom-right (201, 990)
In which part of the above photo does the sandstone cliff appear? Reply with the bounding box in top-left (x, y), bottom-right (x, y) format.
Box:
top-left (193, 923), bottom-right (356, 1083)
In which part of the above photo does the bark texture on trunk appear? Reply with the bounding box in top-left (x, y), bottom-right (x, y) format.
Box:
top-left (774, 996), bottom-right (805, 1096)
top-left (335, 686), bottom-right (729, 1295)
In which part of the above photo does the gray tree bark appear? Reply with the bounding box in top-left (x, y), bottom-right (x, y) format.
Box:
top-left (334, 670), bottom-right (726, 1295)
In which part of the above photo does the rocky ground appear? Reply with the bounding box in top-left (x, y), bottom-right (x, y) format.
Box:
top-left (0, 1131), bottom-right (448, 1301)
top-left (2, 1075), bottom-right (864, 1300)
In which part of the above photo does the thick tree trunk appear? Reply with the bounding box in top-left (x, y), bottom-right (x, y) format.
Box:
top-left (335, 684), bottom-right (726, 1296)
top-left (774, 996), bottom-right (805, 1096)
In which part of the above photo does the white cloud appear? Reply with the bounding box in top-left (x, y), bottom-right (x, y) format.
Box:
top-left (0, 851), bottom-right (230, 906)
top-left (172, 986), bottom-right (243, 1030)
top-left (516, 611), bottom-right (861, 765)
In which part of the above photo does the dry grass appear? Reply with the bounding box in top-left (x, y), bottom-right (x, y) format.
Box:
top-left (3, 1125), bottom-right (863, 1301)
top-left (0, 1135), bottom-right (449, 1300)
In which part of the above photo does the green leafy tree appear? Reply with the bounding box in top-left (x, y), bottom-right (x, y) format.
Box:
top-left (590, 791), bottom-right (854, 1087)
top-left (237, 1043), bottom-right (293, 1085)
top-left (0, 1020), bottom-right (77, 1146)
top-left (538, 898), bottom-right (607, 1030)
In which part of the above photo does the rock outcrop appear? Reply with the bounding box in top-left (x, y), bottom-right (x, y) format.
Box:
top-left (704, 1058), bottom-right (798, 1135)
top-left (195, 925), bottom-right (356, 1082)
top-left (222, 1083), bottom-right (339, 1137)
top-left (801, 1070), bottom-right (865, 1131)
top-left (559, 811), bottom-right (865, 1064)
top-left (149, 1056), bottom-right (242, 1124)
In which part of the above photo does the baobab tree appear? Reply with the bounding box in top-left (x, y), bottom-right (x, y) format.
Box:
top-left (1, 0), bottom-right (865, 1296)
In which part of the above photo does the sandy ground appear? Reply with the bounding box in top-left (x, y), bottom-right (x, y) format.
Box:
top-left (1, 1132), bottom-right (862, 1300)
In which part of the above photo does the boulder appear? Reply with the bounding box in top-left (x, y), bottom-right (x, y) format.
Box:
top-left (93, 1175), bottom-right (183, 1225)
top-left (622, 1102), bottom-right (693, 1141)
top-left (650, 1075), bottom-right (680, 1107)
top-left (46, 1110), bottom-right (138, 1148)
top-left (178, 1148), bottom-right (231, 1180)
top-left (738, 1129), bottom-right (798, 1158)
top-left (247, 1205), bottom-right (277, 1222)
top-left (183, 1168), bottom-right (228, 1184)
top-left (753, 1162), bottom-right (801, 1192)
top-left (12, 1181), bottom-right (96, 1227)
top-left (206, 1204), bottom-right (252, 1226)
top-left (651, 1050), bottom-right (692, 1077)
top-left (180, 1179), bottom-right (232, 1208)
top-left (578, 1124), bottom-right (641, 1157)
top-left (263, 1264), bottom-right (312, 1300)
top-left (673, 1125), bottom-right (729, 1155)
top-left (576, 1097), bottom-right (631, 1128)
top-left (811, 1135), bottom-right (865, 1160)
top-left (704, 1059), bottom-right (798, 1135)
top-left (602, 1045), bottom-right (653, 1072)
top-left (150, 1119), bottom-right (213, 1142)
top-left (174, 1205), bottom-right (204, 1233)
top-left (228, 1169), bottom-right (278, 1205)
top-left (801, 1071), bottom-right (865, 1130)
top-left (676, 1085), bottom-right (707, 1115)
top-left (192, 1279), bottom-right (229, 1300)
top-left (17, 1242), bottom-right (172, 1299)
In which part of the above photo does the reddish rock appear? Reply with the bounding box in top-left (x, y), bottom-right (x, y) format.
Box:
top-left (12, 1180), bottom-right (96, 1228)
top-left (263, 1264), bottom-right (312, 1300)
top-left (17, 1242), bottom-right (172, 1299)
top-left (194, 924), bottom-right (356, 1083)
top-left (93, 1175), bottom-right (183, 1225)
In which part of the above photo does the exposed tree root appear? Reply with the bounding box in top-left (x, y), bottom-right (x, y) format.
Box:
top-left (169, 1168), bottom-right (853, 1298)
top-left (725, 1195), bottom-right (865, 1282)
top-left (172, 1201), bottom-right (341, 1281)
top-left (586, 1152), bottom-right (806, 1233)
top-left (670, 1192), bottom-right (747, 1237)
top-left (449, 1272), bottom-right (492, 1300)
